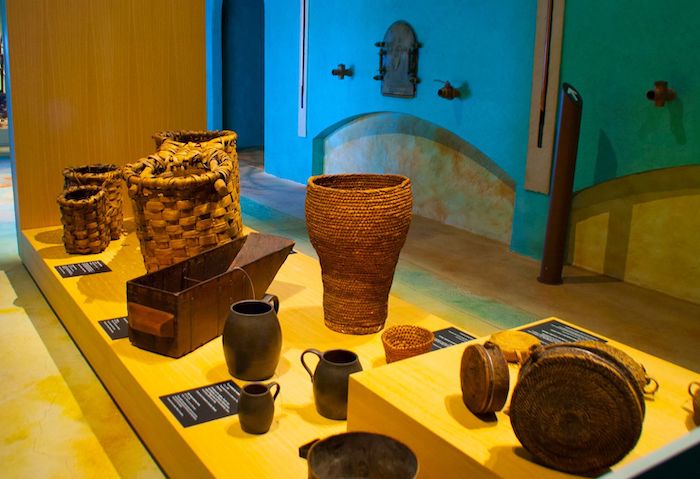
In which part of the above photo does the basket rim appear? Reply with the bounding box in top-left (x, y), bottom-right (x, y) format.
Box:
top-left (307, 173), bottom-right (410, 193)
top-left (57, 185), bottom-right (105, 205)
top-left (152, 129), bottom-right (237, 142)
top-left (381, 324), bottom-right (434, 349)
top-left (123, 149), bottom-right (232, 191)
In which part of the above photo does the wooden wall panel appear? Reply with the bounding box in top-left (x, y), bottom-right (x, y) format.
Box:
top-left (5, 0), bottom-right (207, 229)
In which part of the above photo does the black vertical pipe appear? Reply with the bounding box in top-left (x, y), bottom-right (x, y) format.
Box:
top-left (538, 83), bottom-right (583, 284)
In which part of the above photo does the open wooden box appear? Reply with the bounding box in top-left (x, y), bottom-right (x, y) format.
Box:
top-left (126, 233), bottom-right (295, 357)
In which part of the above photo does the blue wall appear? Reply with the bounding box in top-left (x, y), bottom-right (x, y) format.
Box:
top-left (222, 0), bottom-right (264, 148)
top-left (260, 0), bottom-right (700, 259)
top-left (264, 0), bottom-right (536, 186)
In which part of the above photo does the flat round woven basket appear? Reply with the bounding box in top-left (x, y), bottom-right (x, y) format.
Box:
top-left (63, 164), bottom-right (124, 240)
top-left (57, 185), bottom-right (110, 254)
top-left (460, 341), bottom-right (510, 415)
top-left (510, 344), bottom-right (644, 476)
top-left (381, 325), bottom-right (434, 363)
top-left (123, 142), bottom-right (243, 272)
top-left (305, 174), bottom-right (412, 334)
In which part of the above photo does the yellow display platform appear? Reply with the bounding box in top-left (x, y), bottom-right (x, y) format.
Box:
top-left (18, 224), bottom-right (462, 478)
top-left (347, 318), bottom-right (699, 478)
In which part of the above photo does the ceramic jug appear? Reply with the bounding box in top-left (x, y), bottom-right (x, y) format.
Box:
top-left (238, 382), bottom-right (281, 435)
top-left (223, 294), bottom-right (281, 381)
top-left (301, 348), bottom-right (363, 420)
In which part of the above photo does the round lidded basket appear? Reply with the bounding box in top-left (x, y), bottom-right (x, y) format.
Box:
top-left (57, 185), bottom-right (110, 254)
top-left (123, 144), bottom-right (243, 272)
top-left (382, 325), bottom-right (434, 363)
top-left (509, 343), bottom-right (646, 476)
top-left (63, 164), bottom-right (124, 240)
top-left (305, 174), bottom-right (413, 335)
top-left (460, 341), bottom-right (510, 415)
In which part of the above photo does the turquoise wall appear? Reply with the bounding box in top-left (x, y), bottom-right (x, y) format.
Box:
top-left (263, 0), bottom-right (536, 187)
top-left (260, 1), bottom-right (700, 258)
top-left (512, 0), bottom-right (700, 257)
top-left (222, 0), bottom-right (264, 148)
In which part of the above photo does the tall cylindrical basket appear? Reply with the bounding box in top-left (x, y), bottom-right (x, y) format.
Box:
top-left (63, 164), bottom-right (124, 240)
top-left (305, 174), bottom-right (413, 334)
top-left (57, 185), bottom-right (110, 254)
top-left (123, 143), bottom-right (243, 272)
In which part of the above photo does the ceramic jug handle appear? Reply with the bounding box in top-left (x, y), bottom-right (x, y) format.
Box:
top-left (262, 293), bottom-right (279, 313)
top-left (690, 381), bottom-right (700, 397)
top-left (300, 348), bottom-right (323, 382)
top-left (268, 381), bottom-right (281, 401)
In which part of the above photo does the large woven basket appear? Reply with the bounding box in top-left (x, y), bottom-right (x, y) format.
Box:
top-left (382, 325), bottom-right (434, 363)
top-left (152, 129), bottom-right (236, 151)
top-left (57, 185), bottom-right (110, 254)
top-left (63, 164), bottom-right (124, 240)
top-left (123, 142), bottom-right (243, 272)
top-left (509, 343), bottom-right (646, 476)
top-left (305, 174), bottom-right (413, 334)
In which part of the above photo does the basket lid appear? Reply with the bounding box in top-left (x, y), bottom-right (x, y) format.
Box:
top-left (510, 345), bottom-right (644, 475)
top-left (459, 342), bottom-right (509, 415)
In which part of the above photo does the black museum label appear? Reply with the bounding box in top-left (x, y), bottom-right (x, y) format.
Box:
top-left (160, 380), bottom-right (241, 428)
top-left (519, 319), bottom-right (606, 345)
top-left (432, 327), bottom-right (476, 351)
top-left (98, 317), bottom-right (129, 340)
top-left (55, 260), bottom-right (111, 278)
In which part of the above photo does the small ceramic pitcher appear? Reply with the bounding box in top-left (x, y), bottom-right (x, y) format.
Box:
top-left (689, 381), bottom-right (700, 426)
top-left (301, 348), bottom-right (362, 420)
top-left (238, 382), bottom-right (281, 435)
top-left (223, 294), bottom-right (281, 381)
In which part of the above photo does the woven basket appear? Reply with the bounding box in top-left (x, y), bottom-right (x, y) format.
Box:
top-left (305, 174), bottom-right (413, 334)
top-left (152, 129), bottom-right (236, 151)
top-left (63, 164), bottom-right (124, 240)
top-left (382, 325), bottom-right (434, 363)
top-left (57, 185), bottom-right (110, 254)
top-left (509, 343), bottom-right (645, 476)
top-left (123, 142), bottom-right (243, 273)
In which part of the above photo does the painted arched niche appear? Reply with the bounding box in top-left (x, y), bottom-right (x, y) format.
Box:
top-left (315, 113), bottom-right (516, 245)
top-left (568, 165), bottom-right (700, 305)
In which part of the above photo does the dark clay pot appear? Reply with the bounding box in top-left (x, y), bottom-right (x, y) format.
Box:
top-left (301, 348), bottom-right (363, 420)
top-left (238, 382), bottom-right (280, 435)
top-left (223, 294), bottom-right (281, 381)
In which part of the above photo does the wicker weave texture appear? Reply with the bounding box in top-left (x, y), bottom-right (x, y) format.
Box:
top-left (306, 174), bottom-right (413, 334)
top-left (381, 325), bottom-right (434, 363)
top-left (510, 344), bottom-right (644, 475)
top-left (124, 136), bottom-right (243, 273)
top-left (57, 185), bottom-right (110, 254)
top-left (152, 129), bottom-right (236, 150)
top-left (63, 164), bottom-right (124, 240)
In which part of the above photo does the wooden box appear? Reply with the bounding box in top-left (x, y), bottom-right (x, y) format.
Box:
top-left (126, 233), bottom-right (294, 357)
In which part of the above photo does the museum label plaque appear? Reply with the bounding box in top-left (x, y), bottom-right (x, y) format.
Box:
top-left (519, 319), bottom-right (606, 345)
top-left (432, 327), bottom-right (476, 351)
top-left (55, 260), bottom-right (111, 278)
top-left (99, 317), bottom-right (129, 340)
top-left (160, 380), bottom-right (241, 428)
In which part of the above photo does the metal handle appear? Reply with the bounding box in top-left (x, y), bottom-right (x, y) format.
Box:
top-left (300, 348), bottom-right (322, 382)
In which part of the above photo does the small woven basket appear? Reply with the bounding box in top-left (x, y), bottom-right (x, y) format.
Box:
top-left (123, 139), bottom-right (243, 272)
top-left (57, 185), bottom-right (110, 254)
top-left (63, 164), bottom-right (124, 240)
top-left (306, 174), bottom-right (413, 334)
top-left (382, 325), bottom-right (434, 363)
top-left (152, 129), bottom-right (236, 151)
